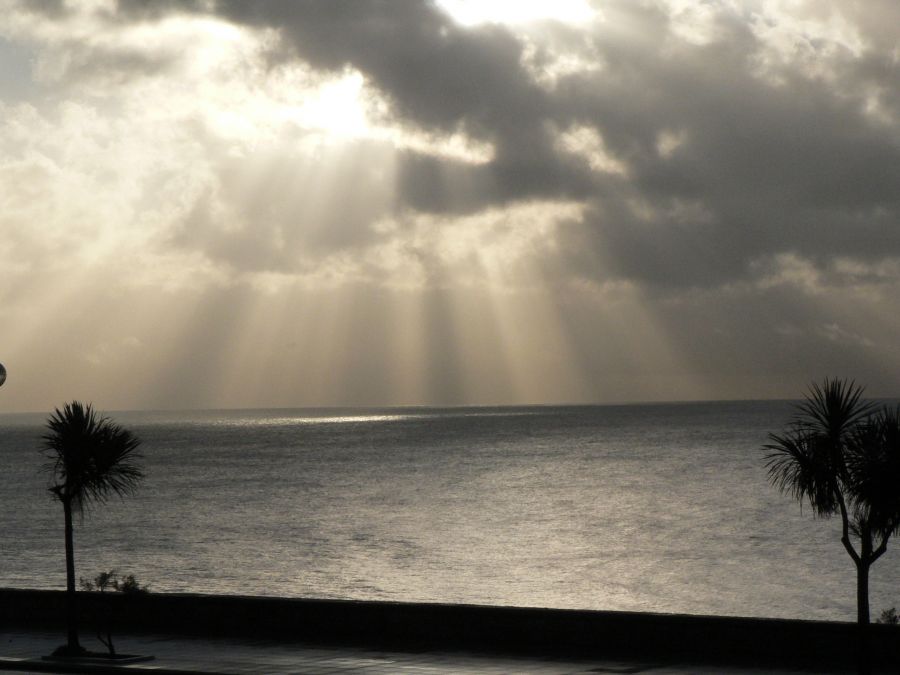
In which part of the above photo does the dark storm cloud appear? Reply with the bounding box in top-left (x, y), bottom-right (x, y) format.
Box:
top-left (208, 1), bottom-right (603, 216)
top-left (104, 0), bottom-right (212, 21)
top-left (553, 6), bottom-right (900, 288)
top-left (202, 0), bottom-right (899, 287)
top-left (95, 0), bottom-right (900, 289)
top-left (394, 146), bottom-right (597, 215)
top-left (214, 0), bottom-right (547, 138)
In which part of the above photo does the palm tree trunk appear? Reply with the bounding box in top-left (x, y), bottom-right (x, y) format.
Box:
top-left (63, 498), bottom-right (80, 652)
top-left (857, 559), bottom-right (870, 625)
top-left (856, 558), bottom-right (871, 675)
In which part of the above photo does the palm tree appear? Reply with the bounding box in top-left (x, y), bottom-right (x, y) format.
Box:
top-left (764, 379), bottom-right (900, 626)
top-left (764, 379), bottom-right (900, 674)
top-left (42, 402), bottom-right (144, 656)
top-left (845, 407), bottom-right (900, 619)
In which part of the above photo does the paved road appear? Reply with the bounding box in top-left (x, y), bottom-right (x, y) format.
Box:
top-left (0, 629), bottom-right (857, 674)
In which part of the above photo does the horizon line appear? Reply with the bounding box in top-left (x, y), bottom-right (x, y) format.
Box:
top-left (6, 395), bottom-right (900, 417)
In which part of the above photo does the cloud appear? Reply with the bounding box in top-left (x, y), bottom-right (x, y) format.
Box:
top-left (168, 0), bottom-right (899, 292)
top-left (8, 0), bottom-right (898, 290)
top-left (2, 0), bottom-right (900, 409)
top-left (2, 0), bottom-right (898, 295)
top-left (213, 1), bottom-right (547, 136)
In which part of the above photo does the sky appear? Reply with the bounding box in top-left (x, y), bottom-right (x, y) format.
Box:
top-left (0, 0), bottom-right (899, 413)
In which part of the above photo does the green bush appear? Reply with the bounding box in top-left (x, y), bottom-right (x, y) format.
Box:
top-left (876, 607), bottom-right (898, 625)
top-left (79, 570), bottom-right (149, 655)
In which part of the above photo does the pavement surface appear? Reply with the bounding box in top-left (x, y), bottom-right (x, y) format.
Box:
top-left (0, 630), bottom-right (856, 674)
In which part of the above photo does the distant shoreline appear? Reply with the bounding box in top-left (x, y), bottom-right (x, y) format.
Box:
top-left (0, 398), bottom-right (811, 418)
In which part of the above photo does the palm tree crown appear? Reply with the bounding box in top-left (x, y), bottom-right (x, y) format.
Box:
top-left (43, 401), bottom-right (144, 511)
top-left (794, 378), bottom-right (874, 444)
top-left (764, 378), bottom-right (873, 517)
top-left (846, 406), bottom-right (900, 539)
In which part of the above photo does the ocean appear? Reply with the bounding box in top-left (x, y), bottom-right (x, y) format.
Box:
top-left (1, 401), bottom-right (898, 621)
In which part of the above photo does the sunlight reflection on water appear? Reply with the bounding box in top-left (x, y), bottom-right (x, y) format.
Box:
top-left (213, 409), bottom-right (542, 427)
top-left (231, 414), bottom-right (414, 426)
top-left (4, 402), bottom-right (900, 621)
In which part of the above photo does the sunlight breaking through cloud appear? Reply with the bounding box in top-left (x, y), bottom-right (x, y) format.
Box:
top-left (1, 0), bottom-right (899, 411)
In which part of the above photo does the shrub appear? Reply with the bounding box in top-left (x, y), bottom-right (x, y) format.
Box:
top-left (876, 607), bottom-right (899, 625)
top-left (79, 570), bottom-right (149, 655)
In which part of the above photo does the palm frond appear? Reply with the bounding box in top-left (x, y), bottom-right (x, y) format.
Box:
top-left (847, 406), bottom-right (900, 537)
top-left (764, 426), bottom-right (840, 516)
top-left (793, 378), bottom-right (875, 442)
top-left (41, 401), bottom-right (144, 514)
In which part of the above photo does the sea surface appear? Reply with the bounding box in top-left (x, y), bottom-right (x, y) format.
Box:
top-left (2, 401), bottom-right (899, 621)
